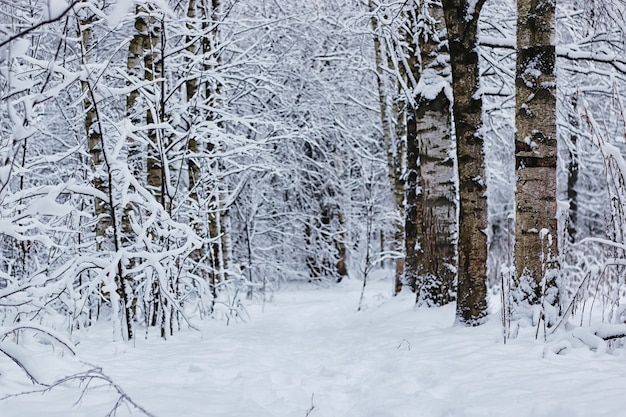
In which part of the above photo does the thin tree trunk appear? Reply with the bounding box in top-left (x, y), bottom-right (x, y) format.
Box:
top-left (442, 0), bottom-right (488, 325)
top-left (405, 100), bottom-right (420, 293)
top-left (185, 0), bottom-right (210, 289)
top-left (515, 0), bottom-right (558, 306)
top-left (567, 94), bottom-right (579, 244)
top-left (78, 12), bottom-right (110, 251)
top-left (201, 0), bottom-right (229, 288)
top-left (126, 5), bottom-right (147, 182)
top-left (186, 0), bottom-right (200, 206)
top-left (144, 10), bottom-right (164, 207)
top-left (402, 7), bottom-right (421, 294)
top-left (368, 0), bottom-right (405, 294)
top-left (120, 4), bottom-right (156, 340)
top-left (76, 8), bottom-right (126, 331)
top-left (335, 211), bottom-right (348, 280)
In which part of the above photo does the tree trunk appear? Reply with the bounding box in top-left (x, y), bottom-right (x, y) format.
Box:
top-left (126, 5), bottom-right (147, 183)
top-left (144, 10), bottom-right (164, 208)
top-left (120, 4), bottom-right (157, 340)
top-left (412, 0), bottom-right (456, 307)
top-left (368, 0), bottom-right (405, 294)
top-left (201, 0), bottom-right (229, 288)
top-left (78, 12), bottom-right (110, 250)
top-left (185, 0), bottom-right (211, 289)
top-left (186, 0), bottom-right (200, 207)
top-left (515, 0), bottom-right (558, 305)
top-left (442, 0), bottom-right (488, 325)
top-left (403, 7), bottom-right (421, 294)
top-left (567, 94), bottom-right (579, 244)
top-left (405, 101), bottom-right (420, 293)
top-left (77, 8), bottom-right (125, 328)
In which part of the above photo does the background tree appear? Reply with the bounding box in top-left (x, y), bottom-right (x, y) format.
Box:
top-left (5, 0), bottom-right (626, 357)
top-left (368, 0), bottom-right (407, 295)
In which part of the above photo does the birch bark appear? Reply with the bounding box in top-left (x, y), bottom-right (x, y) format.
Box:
top-left (515, 0), bottom-right (558, 304)
top-left (413, 0), bottom-right (456, 307)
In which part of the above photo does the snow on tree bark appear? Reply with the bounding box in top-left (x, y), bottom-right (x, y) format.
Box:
top-left (144, 9), bottom-right (164, 209)
top-left (185, 0), bottom-right (214, 295)
top-left (200, 0), bottom-right (230, 290)
top-left (514, 0), bottom-right (559, 305)
top-left (78, 11), bottom-right (110, 251)
top-left (412, 0), bottom-right (456, 307)
top-left (120, 4), bottom-right (158, 340)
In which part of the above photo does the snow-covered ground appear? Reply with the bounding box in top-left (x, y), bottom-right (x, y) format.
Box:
top-left (2, 274), bottom-right (626, 417)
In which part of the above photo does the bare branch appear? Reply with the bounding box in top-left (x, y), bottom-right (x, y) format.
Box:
top-left (479, 36), bottom-right (626, 74)
top-left (1, 367), bottom-right (157, 417)
top-left (0, 0), bottom-right (82, 50)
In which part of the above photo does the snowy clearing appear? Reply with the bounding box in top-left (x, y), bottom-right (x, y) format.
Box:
top-left (2, 275), bottom-right (626, 417)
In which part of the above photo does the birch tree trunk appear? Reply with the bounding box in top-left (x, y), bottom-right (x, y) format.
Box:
top-left (185, 0), bottom-right (211, 289)
top-left (119, 4), bottom-right (156, 340)
top-left (442, 0), bottom-right (488, 325)
top-left (126, 6), bottom-right (147, 184)
top-left (201, 0), bottom-right (229, 291)
top-left (77, 8), bottom-right (126, 328)
top-left (144, 11), bottom-right (164, 208)
top-left (515, 0), bottom-right (558, 305)
top-left (78, 12), bottom-right (110, 250)
top-left (413, 0), bottom-right (456, 307)
top-left (186, 0), bottom-right (200, 206)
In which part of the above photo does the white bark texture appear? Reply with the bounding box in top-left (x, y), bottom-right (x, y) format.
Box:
top-left (515, 0), bottom-right (558, 301)
top-left (413, 1), bottom-right (456, 307)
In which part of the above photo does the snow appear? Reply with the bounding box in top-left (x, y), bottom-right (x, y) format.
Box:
top-left (480, 36), bottom-right (515, 49)
top-left (8, 39), bottom-right (29, 59)
top-left (106, 1), bottom-right (133, 27)
top-left (466, 0), bottom-right (479, 21)
top-left (3, 275), bottom-right (626, 416)
top-left (44, 0), bottom-right (69, 20)
top-left (415, 68), bottom-right (451, 102)
top-left (22, 185), bottom-right (75, 217)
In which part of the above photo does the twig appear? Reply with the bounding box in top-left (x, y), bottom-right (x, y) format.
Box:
top-left (1, 367), bottom-right (157, 417)
top-left (0, 1), bottom-right (83, 50)
top-left (305, 393), bottom-right (315, 417)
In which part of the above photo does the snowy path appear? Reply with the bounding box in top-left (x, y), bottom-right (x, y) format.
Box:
top-left (3, 276), bottom-right (626, 416)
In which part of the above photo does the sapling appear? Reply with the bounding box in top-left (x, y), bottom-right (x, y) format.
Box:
top-left (357, 164), bottom-right (385, 311)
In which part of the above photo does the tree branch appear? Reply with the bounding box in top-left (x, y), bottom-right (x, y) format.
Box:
top-left (479, 36), bottom-right (626, 74)
top-left (0, 0), bottom-right (82, 50)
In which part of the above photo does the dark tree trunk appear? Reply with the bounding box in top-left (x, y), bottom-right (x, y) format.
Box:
top-left (442, 0), bottom-right (488, 325)
top-left (567, 94), bottom-right (579, 244)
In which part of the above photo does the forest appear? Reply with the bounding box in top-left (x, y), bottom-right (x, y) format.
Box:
top-left (2, 0), bottom-right (626, 415)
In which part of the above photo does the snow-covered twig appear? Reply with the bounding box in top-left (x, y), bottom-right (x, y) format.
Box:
top-left (0, 1), bottom-right (83, 51)
top-left (1, 367), bottom-right (157, 417)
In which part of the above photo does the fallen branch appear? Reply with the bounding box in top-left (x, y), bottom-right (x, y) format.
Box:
top-left (1, 367), bottom-right (157, 417)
